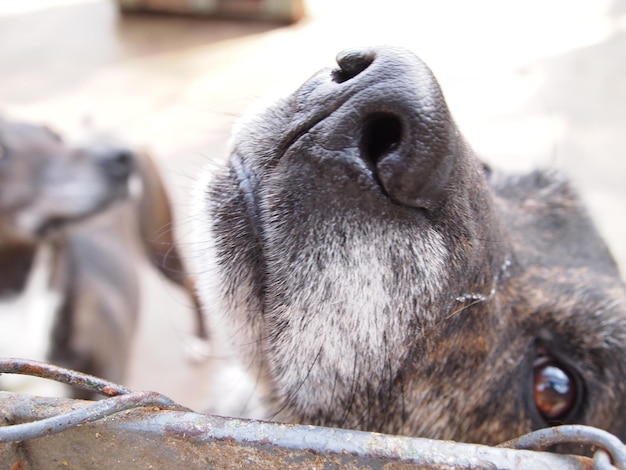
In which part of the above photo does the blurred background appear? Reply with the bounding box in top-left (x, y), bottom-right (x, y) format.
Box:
top-left (1, 0), bottom-right (625, 411)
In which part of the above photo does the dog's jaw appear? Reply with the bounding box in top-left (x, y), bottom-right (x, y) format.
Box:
top-left (191, 166), bottom-right (271, 418)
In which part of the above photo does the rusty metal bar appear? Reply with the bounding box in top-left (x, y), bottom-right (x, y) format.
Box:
top-left (1, 358), bottom-right (623, 468)
top-left (0, 392), bottom-right (593, 469)
top-left (0, 357), bottom-right (131, 396)
top-left (0, 358), bottom-right (190, 443)
top-left (501, 425), bottom-right (626, 470)
top-left (0, 390), bottom-right (188, 443)
top-left (596, 451), bottom-right (618, 470)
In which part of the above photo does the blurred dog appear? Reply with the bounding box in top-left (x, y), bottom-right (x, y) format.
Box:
top-left (0, 116), bottom-right (205, 397)
top-left (193, 47), bottom-right (626, 444)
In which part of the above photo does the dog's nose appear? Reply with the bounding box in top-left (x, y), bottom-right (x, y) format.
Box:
top-left (96, 147), bottom-right (135, 180)
top-left (332, 49), bottom-right (375, 83)
top-left (328, 47), bottom-right (458, 210)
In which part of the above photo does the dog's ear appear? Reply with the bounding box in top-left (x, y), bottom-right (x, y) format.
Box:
top-left (133, 152), bottom-right (208, 340)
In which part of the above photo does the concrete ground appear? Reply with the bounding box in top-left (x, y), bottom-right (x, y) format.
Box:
top-left (1, 0), bottom-right (625, 411)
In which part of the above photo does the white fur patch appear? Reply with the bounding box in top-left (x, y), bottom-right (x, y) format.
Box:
top-left (189, 166), bottom-right (268, 418)
top-left (263, 222), bottom-right (448, 416)
top-left (0, 244), bottom-right (69, 397)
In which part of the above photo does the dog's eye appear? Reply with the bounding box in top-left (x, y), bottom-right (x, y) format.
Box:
top-left (533, 355), bottom-right (578, 422)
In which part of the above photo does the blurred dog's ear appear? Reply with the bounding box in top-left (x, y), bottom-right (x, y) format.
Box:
top-left (134, 151), bottom-right (208, 340)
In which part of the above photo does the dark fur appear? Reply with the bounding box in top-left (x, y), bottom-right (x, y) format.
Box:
top-left (195, 47), bottom-right (626, 444)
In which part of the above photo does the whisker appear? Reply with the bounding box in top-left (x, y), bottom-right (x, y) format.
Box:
top-left (267, 345), bottom-right (323, 422)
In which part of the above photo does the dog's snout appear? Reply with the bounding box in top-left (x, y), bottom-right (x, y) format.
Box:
top-left (97, 148), bottom-right (134, 179)
top-left (368, 108), bottom-right (456, 211)
top-left (263, 47), bottom-right (475, 211)
top-left (333, 49), bottom-right (375, 83)
top-left (319, 47), bottom-right (460, 211)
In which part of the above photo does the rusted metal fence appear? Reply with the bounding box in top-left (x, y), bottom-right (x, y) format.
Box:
top-left (1, 358), bottom-right (624, 469)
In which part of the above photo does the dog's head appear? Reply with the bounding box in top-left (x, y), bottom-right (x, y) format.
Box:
top-left (0, 117), bottom-right (134, 243)
top-left (194, 47), bottom-right (626, 444)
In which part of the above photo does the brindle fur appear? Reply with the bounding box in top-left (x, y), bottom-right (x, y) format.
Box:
top-left (193, 47), bottom-right (626, 444)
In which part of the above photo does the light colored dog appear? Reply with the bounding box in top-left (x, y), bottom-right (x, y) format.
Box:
top-left (0, 116), bottom-right (205, 397)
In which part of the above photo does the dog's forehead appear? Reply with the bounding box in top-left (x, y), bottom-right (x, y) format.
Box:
top-left (491, 168), bottom-right (626, 342)
top-left (489, 169), bottom-right (621, 276)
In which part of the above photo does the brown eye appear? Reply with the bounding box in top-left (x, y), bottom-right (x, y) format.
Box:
top-left (533, 356), bottom-right (577, 421)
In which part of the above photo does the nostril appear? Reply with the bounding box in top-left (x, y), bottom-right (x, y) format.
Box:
top-left (360, 114), bottom-right (403, 167)
top-left (332, 49), bottom-right (375, 83)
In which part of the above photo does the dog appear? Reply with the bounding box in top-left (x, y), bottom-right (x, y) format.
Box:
top-left (0, 116), bottom-right (205, 397)
top-left (192, 46), bottom-right (626, 445)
